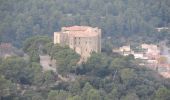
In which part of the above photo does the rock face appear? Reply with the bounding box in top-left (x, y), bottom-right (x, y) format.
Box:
top-left (54, 26), bottom-right (101, 62)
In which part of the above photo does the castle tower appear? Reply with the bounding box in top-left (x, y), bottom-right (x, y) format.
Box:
top-left (54, 26), bottom-right (101, 61)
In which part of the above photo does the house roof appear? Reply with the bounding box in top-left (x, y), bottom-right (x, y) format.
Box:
top-left (61, 26), bottom-right (100, 37)
top-left (62, 26), bottom-right (90, 31)
top-left (68, 31), bottom-right (99, 37)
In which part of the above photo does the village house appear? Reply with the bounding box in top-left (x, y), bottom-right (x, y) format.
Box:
top-left (155, 27), bottom-right (169, 32)
top-left (141, 44), bottom-right (160, 59)
top-left (113, 44), bottom-right (160, 67)
top-left (113, 45), bottom-right (134, 56)
top-left (141, 44), bottom-right (160, 67)
top-left (54, 26), bottom-right (101, 62)
top-left (119, 45), bottom-right (132, 56)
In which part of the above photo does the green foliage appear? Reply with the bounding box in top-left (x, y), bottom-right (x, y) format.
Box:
top-left (0, 56), bottom-right (57, 87)
top-left (120, 92), bottom-right (139, 100)
top-left (105, 87), bottom-right (119, 100)
top-left (23, 35), bottom-right (51, 54)
top-left (23, 35), bottom-right (51, 62)
top-left (47, 90), bottom-right (59, 100)
top-left (0, 57), bottom-right (33, 84)
top-left (1, 35), bottom-right (170, 99)
top-left (51, 45), bottom-right (80, 74)
top-left (120, 68), bottom-right (135, 81)
top-left (84, 53), bottom-right (111, 77)
top-left (1, 45), bottom-right (170, 100)
top-left (0, 75), bottom-right (16, 98)
top-left (154, 87), bottom-right (170, 100)
top-left (21, 90), bottom-right (45, 100)
top-left (43, 71), bottom-right (56, 86)
top-left (48, 90), bottom-right (70, 100)
top-left (81, 82), bottom-right (94, 100)
top-left (87, 89), bottom-right (102, 100)
top-left (86, 53), bottom-right (109, 70)
top-left (68, 81), bottom-right (81, 95)
top-left (67, 95), bottom-right (81, 100)
top-left (0, 0), bottom-right (170, 46)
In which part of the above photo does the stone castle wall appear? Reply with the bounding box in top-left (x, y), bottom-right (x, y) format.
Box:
top-left (54, 26), bottom-right (101, 61)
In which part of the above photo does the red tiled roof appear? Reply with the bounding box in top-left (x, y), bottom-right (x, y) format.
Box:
top-left (68, 31), bottom-right (98, 37)
top-left (61, 26), bottom-right (100, 37)
top-left (62, 26), bottom-right (89, 31)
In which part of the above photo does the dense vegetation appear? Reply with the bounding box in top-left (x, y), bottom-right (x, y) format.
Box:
top-left (0, 0), bottom-right (170, 46)
top-left (1, 0), bottom-right (170, 99)
top-left (0, 36), bottom-right (170, 100)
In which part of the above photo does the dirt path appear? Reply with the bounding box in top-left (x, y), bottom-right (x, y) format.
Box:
top-left (40, 55), bottom-right (56, 72)
top-left (40, 55), bottom-right (76, 82)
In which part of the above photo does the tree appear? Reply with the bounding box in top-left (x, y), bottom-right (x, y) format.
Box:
top-left (23, 36), bottom-right (51, 55)
top-left (52, 45), bottom-right (80, 75)
top-left (109, 57), bottom-right (127, 71)
top-left (0, 75), bottom-right (16, 98)
top-left (85, 53), bottom-right (111, 77)
top-left (0, 57), bottom-right (44, 85)
top-left (120, 68), bottom-right (135, 82)
top-left (154, 87), bottom-right (170, 100)
top-left (48, 90), bottom-right (58, 100)
top-left (87, 89), bottom-right (102, 100)
top-left (121, 92), bottom-right (139, 100)
top-left (43, 71), bottom-right (56, 86)
top-left (106, 87), bottom-right (119, 100)
top-left (48, 90), bottom-right (70, 100)
top-left (81, 82), bottom-right (93, 100)
top-left (1, 0), bottom-right (170, 47)
top-left (0, 57), bottom-right (33, 84)
top-left (67, 95), bottom-right (81, 100)
top-left (21, 90), bottom-right (45, 100)
top-left (68, 81), bottom-right (81, 95)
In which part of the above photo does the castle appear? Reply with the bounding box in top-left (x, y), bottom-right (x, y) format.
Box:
top-left (54, 26), bottom-right (101, 61)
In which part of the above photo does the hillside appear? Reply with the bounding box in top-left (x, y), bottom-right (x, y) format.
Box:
top-left (1, 0), bottom-right (170, 99)
top-left (0, 36), bottom-right (170, 100)
top-left (0, 0), bottom-right (170, 46)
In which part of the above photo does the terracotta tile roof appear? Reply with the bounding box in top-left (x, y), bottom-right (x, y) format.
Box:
top-left (62, 26), bottom-right (90, 31)
top-left (61, 26), bottom-right (100, 37)
top-left (68, 31), bottom-right (98, 37)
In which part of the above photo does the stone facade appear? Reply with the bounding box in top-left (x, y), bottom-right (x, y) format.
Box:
top-left (54, 26), bottom-right (101, 61)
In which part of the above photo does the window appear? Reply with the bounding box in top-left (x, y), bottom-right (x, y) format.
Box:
top-left (74, 40), bottom-right (76, 44)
